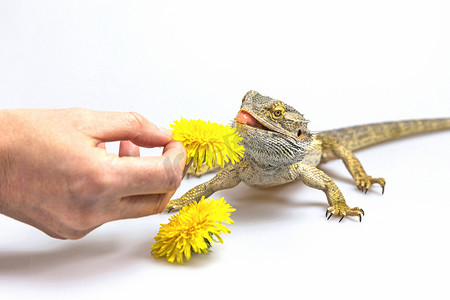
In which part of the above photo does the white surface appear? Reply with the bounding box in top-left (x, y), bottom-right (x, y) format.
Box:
top-left (1, 1), bottom-right (450, 299)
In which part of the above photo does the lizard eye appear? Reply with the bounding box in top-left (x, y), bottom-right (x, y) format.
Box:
top-left (297, 129), bottom-right (303, 137)
top-left (272, 105), bottom-right (285, 119)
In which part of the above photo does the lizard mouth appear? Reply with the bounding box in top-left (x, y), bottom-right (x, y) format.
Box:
top-left (235, 110), bottom-right (270, 130)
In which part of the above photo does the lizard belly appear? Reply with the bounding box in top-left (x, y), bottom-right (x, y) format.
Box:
top-left (238, 147), bottom-right (322, 188)
top-left (239, 163), bottom-right (294, 188)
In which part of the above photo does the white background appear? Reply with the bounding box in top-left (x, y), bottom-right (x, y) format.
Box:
top-left (1, 1), bottom-right (449, 299)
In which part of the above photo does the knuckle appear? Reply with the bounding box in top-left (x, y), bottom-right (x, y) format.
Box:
top-left (70, 164), bottom-right (112, 199)
top-left (67, 107), bottom-right (88, 114)
top-left (124, 111), bottom-right (147, 133)
top-left (86, 170), bottom-right (110, 195)
top-left (64, 108), bottom-right (94, 132)
top-left (65, 107), bottom-right (90, 121)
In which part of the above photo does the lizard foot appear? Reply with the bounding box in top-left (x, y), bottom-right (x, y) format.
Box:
top-left (355, 175), bottom-right (386, 194)
top-left (186, 164), bottom-right (208, 178)
top-left (326, 202), bottom-right (365, 222)
top-left (186, 164), bottom-right (220, 178)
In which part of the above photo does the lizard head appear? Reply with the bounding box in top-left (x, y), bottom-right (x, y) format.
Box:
top-left (235, 90), bottom-right (316, 166)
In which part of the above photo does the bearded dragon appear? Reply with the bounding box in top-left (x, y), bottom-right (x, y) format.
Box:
top-left (167, 91), bottom-right (450, 221)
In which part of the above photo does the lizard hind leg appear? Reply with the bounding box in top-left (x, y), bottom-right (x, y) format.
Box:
top-left (318, 134), bottom-right (386, 194)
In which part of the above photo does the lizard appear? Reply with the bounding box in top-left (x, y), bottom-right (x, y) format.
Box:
top-left (167, 90), bottom-right (450, 221)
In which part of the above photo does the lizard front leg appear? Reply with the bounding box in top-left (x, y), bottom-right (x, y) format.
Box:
top-left (290, 162), bottom-right (364, 222)
top-left (166, 164), bottom-right (241, 211)
top-left (318, 135), bottom-right (386, 193)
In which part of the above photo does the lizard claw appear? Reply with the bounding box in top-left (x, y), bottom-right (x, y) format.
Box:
top-left (165, 199), bottom-right (186, 213)
top-left (356, 175), bottom-right (386, 194)
top-left (326, 202), bottom-right (364, 222)
top-left (358, 209), bottom-right (364, 222)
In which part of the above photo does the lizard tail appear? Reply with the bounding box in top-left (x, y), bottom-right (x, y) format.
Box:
top-left (319, 118), bottom-right (450, 151)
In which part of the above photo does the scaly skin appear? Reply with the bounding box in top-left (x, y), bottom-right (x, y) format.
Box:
top-left (167, 91), bottom-right (450, 221)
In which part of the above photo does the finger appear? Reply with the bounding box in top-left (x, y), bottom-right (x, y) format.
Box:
top-left (111, 140), bottom-right (187, 196)
top-left (80, 110), bottom-right (173, 148)
top-left (115, 191), bottom-right (175, 220)
top-left (119, 141), bottom-right (140, 157)
top-left (97, 142), bottom-right (106, 150)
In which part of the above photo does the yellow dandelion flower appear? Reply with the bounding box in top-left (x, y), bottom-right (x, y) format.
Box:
top-left (170, 118), bottom-right (245, 171)
top-left (151, 197), bottom-right (235, 264)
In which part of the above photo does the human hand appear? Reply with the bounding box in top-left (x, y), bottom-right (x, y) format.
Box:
top-left (0, 108), bottom-right (186, 239)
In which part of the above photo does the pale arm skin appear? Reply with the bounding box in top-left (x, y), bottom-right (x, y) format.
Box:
top-left (0, 108), bottom-right (186, 240)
